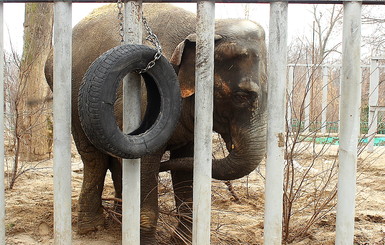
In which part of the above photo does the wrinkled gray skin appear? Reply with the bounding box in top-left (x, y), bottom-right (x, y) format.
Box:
top-left (45, 3), bottom-right (267, 244)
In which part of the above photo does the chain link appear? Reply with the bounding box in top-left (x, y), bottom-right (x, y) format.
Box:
top-left (140, 15), bottom-right (162, 73)
top-left (116, 1), bottom-right (162, 74)
top-left (117, 0), bottom-right (124, 44)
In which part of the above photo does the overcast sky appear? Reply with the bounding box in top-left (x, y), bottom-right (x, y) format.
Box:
top-left (2, 3), bottom-right (318, 54)
top-left (3, 3), bottom-right (108, 52)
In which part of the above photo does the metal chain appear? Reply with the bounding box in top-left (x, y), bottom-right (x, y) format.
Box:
top-left (140, 15), bottom-right (162, 73)
top-left (116, 1), bottom-right (163, 74)
top-left (117, 0), bottom-right (124, 44)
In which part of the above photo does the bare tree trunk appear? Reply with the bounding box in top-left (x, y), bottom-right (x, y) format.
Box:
top-left (17, 3), bottom-right (54, 161)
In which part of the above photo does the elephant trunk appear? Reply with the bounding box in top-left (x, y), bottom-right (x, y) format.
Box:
top-left (212, 112), bottom-right (266, 180)
top-left (160, 111), bottom-right (267, 181)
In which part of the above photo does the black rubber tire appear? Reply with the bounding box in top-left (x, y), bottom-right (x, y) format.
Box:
top-left (78, 44), bottom-right (181, 159)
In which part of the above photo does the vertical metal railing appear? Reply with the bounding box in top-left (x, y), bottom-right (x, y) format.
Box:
top-left (368, 58), bottom-right (380, 152)
top-left (338, 72), bottom-right (342, 132)
top-left (321, 66), bottom-right (328, 134)
top-left (193, 1), bottom-right (215, 244)
top-left (53, 2), bottom-right (72, 244)
top-left (287, 66), bottom-right (294, 132)
top-left (122, 1), bottom-right (142, 244)
top-left (0, 3), bottom-right (5, 245)
top-left (304, 65), bottom-right (310, 133)
top-left (264, 1), bottom-right (288, 244)
top-left (336, 1), bottom-right (362, 244)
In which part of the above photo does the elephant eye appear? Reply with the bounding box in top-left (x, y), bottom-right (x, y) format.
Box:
top-left (233, 91), bottom-right (253, 107)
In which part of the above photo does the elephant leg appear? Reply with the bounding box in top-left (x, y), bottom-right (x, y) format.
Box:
top-left (107, 153), bottom-right (162, 244)
top-left (140, 153), bottom-right (162, 244)
top-left (109, 157), bottom-right (122, 198)
top-left (109, 158), bottom-right (122, 214)
top-left (170, 143), bottom-right (194, 244)
top-left (171, 170), bottom-right (193, 243)
top-left (77, 148), bottom-right (109, 234)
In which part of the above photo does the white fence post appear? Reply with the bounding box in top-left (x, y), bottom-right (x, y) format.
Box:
top-left (304, 65), bottom-right (310, 133)
top-left (287, 66), bottom-right (294, 132)
top-left (0, 3), bottom-right (5, 244)
top-left (336, 1), bottom-right (362, 244)
top-left (367, 58), bottom-right (379, 152)
top-left (338, 69), bottom-right (342, 132)
top-left (321, 66), bottom-right (328, 134)
top-left (122, 1), bottom-right (142, 244)
top-left (264, 1), bottom-right (288, 244)
top-left (193, 1), bottom-right (215, 244)
top-left (53, 2), bottom-right (72, 245)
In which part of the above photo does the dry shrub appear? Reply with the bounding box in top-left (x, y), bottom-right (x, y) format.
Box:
top-left (283, 62), bottom-right (385, 243)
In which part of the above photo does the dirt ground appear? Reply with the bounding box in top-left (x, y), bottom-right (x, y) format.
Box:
top-left (3, 142), bottom-right (385, 245)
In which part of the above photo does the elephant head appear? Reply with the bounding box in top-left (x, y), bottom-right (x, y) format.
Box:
top-left (161, 19), bottom-right (267, 180)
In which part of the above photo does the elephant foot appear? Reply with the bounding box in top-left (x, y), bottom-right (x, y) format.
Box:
top-left (140, 230), bottom-right (157, 245)
top-left (77, 212), bottom-right (105, 234)
top-left (140, 237), bottom-right (157, 245)
top-left (139, 211), bottom-right (158, 245)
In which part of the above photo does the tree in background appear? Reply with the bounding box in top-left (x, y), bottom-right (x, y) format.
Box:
top-left (16, 3), bottom-right (53, 161)
top-left (362, 6), bottom-right (385, 58)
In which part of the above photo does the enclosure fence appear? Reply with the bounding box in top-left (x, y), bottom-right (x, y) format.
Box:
top-left (367, 58), bottom-right (385, 152)
top-left (287, 62), bottom-right (385, 136)
top-left (0, 0), bottom-right (383, 245)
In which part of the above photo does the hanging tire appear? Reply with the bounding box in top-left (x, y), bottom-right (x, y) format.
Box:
top-left (78, 44), bottom-right (181, 159)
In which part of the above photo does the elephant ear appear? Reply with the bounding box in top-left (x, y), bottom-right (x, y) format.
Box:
top-left (170, 33), bottom-right (222, 98)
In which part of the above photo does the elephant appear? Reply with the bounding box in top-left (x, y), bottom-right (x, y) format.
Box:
top-left (45, 3), bottom-right (267, 244)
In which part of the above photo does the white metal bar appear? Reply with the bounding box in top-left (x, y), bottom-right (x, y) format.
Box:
top-left (304, 65), bottom-right (310, 133)
top-left (336, 1), bottom-right (362, 244)
top-left (264, 1), bottom-right (288, 244)
top-left (287, 66), bottom-right (294, 132)
top-left (0, 3), bottom-right (5, 244)
top-left (193, 1), bottom-right (215, 244)
top-left (53, 2), bottom-right (72, 245)
top-left (288, 63), bottom-right (385, 69)
top-left (122, 1), bottom-right (142, 244)
top-left (321, 66), bottom-right (328, 134)
top-left (367, 58), bottom-right (380, 152)
top-left (369, 59), bottom-right (379, 110)
top-left (338, 71), bottom-right (342, 132)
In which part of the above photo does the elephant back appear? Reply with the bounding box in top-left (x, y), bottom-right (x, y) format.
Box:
top-left (72, 3), bottom-right (196, 89)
